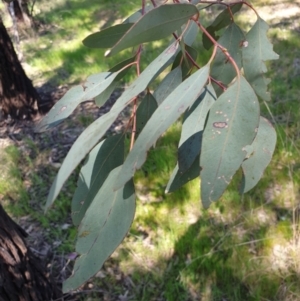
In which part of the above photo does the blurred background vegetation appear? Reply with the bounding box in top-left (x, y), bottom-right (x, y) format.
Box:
top-left (0, 0), bottom-right (300, 300)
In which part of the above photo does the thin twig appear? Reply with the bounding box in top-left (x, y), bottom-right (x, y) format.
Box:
top-left (196, 20), bottom-right (241, 78)
top-left (173, 32), bottom-right (226, 91)
top-left (129, 44), bottom-right (143, 150)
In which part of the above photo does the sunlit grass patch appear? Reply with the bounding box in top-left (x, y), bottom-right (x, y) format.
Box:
top-left (22, 0), bottom-right (144, 85)
top-left (0, 145), bottom-right (30, 214)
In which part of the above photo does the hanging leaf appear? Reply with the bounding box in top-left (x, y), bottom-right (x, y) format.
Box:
top-left (202, 27), bottom-right (218, 51)
top-left (240, 116), bottom-right (276, 193)
top-left (115, 65), bottom-right (210, 190)
top-left (95, 56), bottom-right (136, 107)
top-left (94, 82), bottom-right (119, 107)
top-left (35, 71), bottom-right (125, 132)
top-left (202, 3), bottom-right (243, 50)
top-left (136, 92), bottom-right (158, 134)
top-left (166, 155), bottom-right (200, 193)
top-left (45, 113), bottom-right (119, 210)
top-left (153, 66), bottom-right (182, 106)
top-left (71, 134), bottom-right (124, 226)
top-left (106, 4), bottom-right (198, 57)
top-left (178, 84), bottom-right (216, 173)
top-left (242, 17), bottom-right (279, 101)
top-left (109, 56), bottom-right (136, 73)
top-left (82, 23), bottom-right (133, 49)
top-left (124, 5), bottom-right (198, 45)
top-left (210, 3), bottom-right (243, 31)
top-left (181, 20), bottom-right (199, 47)
top-left (44, 42), bottom-right (179, 210)
top-left (63, 166), bottom-right (135, 293)
top-left (153, 22), bottom-right (199, 105)
top-left (112, 42), bottom-right (180, 113)
top-left (172, 44), bottom-right (198, 79)
top-left (200, 76), bottom-right (260, 208)
top-left (211, 23), bottom-right (244, 94)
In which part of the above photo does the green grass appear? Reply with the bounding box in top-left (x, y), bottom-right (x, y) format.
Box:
top-left (21, 0), bottom-right (169, 86)
top-left (0, 140), bottom-right (77, 253)
top-left (19, 0), bottom-right (213, 87)
top-left (0, 0), bottom-right (300, 300)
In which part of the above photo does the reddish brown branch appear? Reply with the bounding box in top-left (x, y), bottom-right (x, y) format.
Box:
top-left (172, 33), bottom-right (226, 91)
top-left (196, 20), bottom-right (241, 78)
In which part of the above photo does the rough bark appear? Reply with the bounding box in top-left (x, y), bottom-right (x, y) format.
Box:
top-left (0, 17), bottom-right (39, 119)
top-left (0, 204), bottom-right (62, 301)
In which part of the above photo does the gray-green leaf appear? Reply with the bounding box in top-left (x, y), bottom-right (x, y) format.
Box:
top-left (241, 116), bottom-right (276, 193)
top-left (35, 71), bottom-right (122, 132)
top-left (153, 66), bottom-right (182, 106)
top-left (82, 23), bottom-right (133, 49)
top-left (44, 41), bottom-right (179, 210)
top-left (166, 155), bottom-right (200, 193)
top-left (63, 166), bottom-right (135, 293)
top-left (136, 92), bottom-right (158, 134)
top-left (211, 23), bottom-right (244, 94)
top-left (242, 17), bottom-right (279, 100)
top-left (71, 134), bottom-right (124, 226)
top-left (115, 65), bottom-right (210, 190)
top-left (178, 84), bottom-right (216, 173)
top-left (200, 76), bottom-right (260, 208)
top-left (95, 56), bottom-right (136, 107)
top-left (172, 44), bottom-right (198, 79)
top-left (202, 3), bottom-right (243, 50)
top-left (106, 4), bottom-right (198, 57)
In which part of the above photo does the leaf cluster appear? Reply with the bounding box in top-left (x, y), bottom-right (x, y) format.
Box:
top-left (35, 0), bottom-right (278, 292)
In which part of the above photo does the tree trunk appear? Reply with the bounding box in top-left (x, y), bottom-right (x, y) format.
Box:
top-left (0, 204), bottom-right (62, 301)
top-left (9, 0), bottom-right (33, 27)
top-left (0, 17), bottom-right (39, 119)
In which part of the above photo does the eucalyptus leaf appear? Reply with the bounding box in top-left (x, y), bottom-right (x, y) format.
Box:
top-left (202, 3), bottom-right (243, 50)
top-left (106, 4), bottom-right (198, 57)
top-left (211, 23), bottom-right (244, 94)
top-left (136, 92), bottom-right (158, 134)
top-left (35, 71), bottom-right (124, 132)
top-left (44, 41), bottom-right (179, 210)
top-left (63, 166), bottom-right (135, 293)
top-left (240, 116), bottom-right (276, 193)
top-left (153, 66), bottom-right (182, 106)
top-left (115, 65), bottom-right (210, 190)
top-left (172, 44), bottom-right (198, 79)
top-left (178, 84), bottom-right (216, 173)
top-left (95, 56), bottom-right (136, 107)
top-left (94, 82), bottom-right (119, 107)
top-left (200, 76), bottom-right (260, 208)
top-left (181, 20), bottom-right (199, 47)
top-left (242, 17), bottom-right (279, 100)
top-left (71, 134), bottom-right (125, 226)
top-left (82, 23), bottom-right (133, 49)
top-left (166, 155), bottom-right (200, 193)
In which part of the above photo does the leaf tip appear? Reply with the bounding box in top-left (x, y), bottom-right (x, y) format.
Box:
top-left (201, 198), bottom-right (211, 209)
